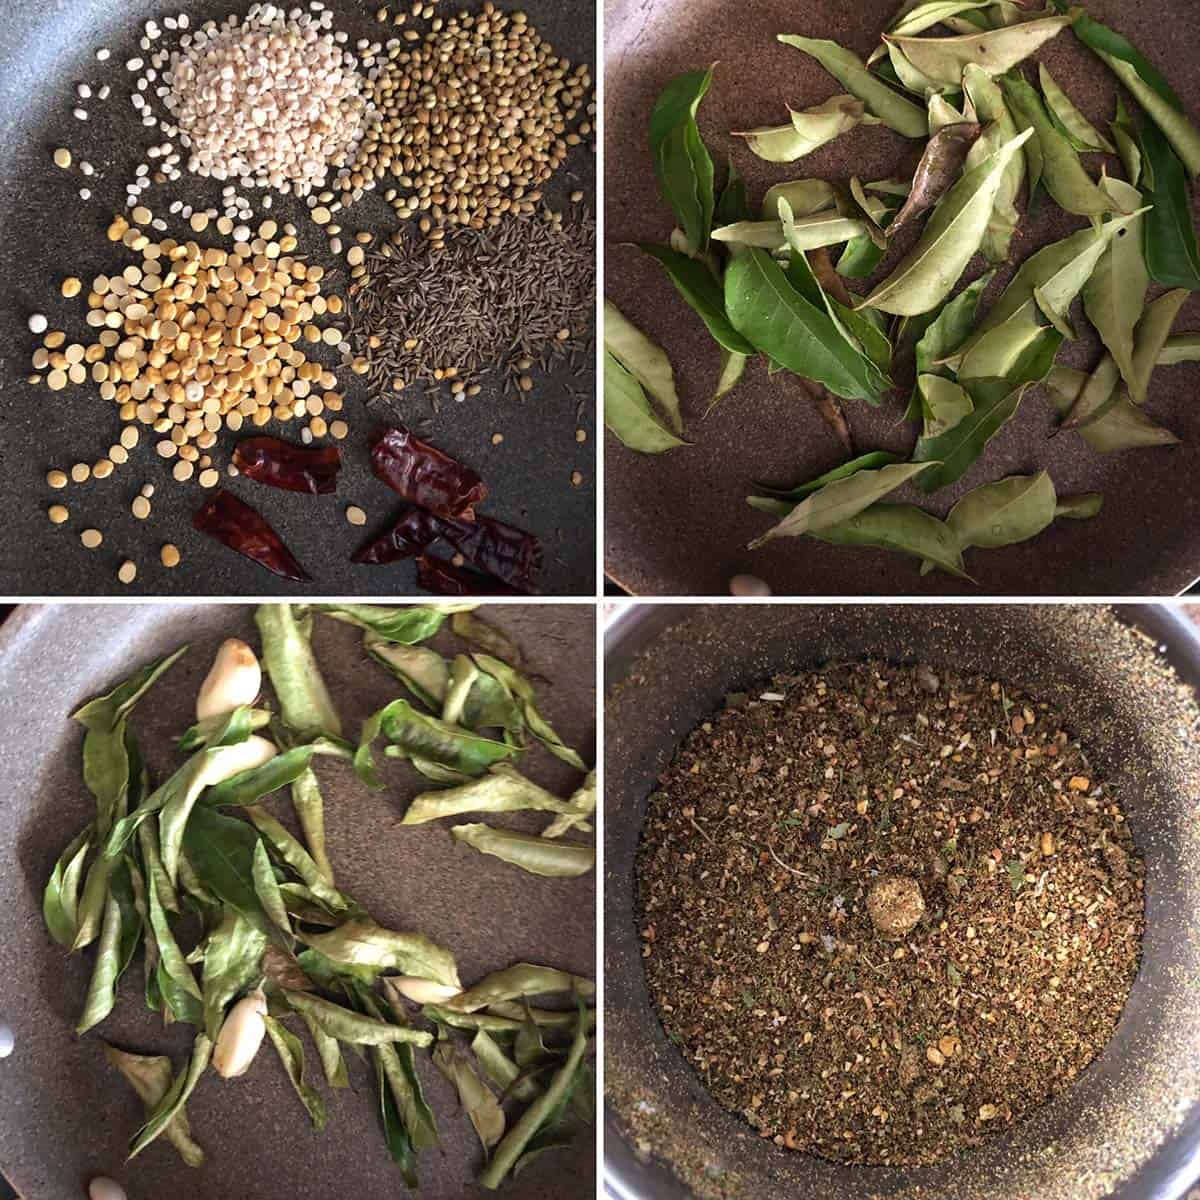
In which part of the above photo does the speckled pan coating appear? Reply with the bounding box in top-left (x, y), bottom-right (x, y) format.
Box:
top-left (604, 0), bottom-right (1200, 596)
top-left (605, 605), bottom-right (1200, 1200)
top-left (0, 603), bottom-right (596, 1200)
top-left (0, 0), bottom-right (596, 598)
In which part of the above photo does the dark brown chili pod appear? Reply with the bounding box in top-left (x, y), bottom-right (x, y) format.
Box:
top-left (193, 491), bottom-right (310, 582)
top-left (232, 437), bottom-right (342, 494)
top-left (369, 425), bottom-right (488, 520)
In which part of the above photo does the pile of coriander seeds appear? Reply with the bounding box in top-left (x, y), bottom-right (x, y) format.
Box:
top-left (346, 1), bottom-right (594, 232)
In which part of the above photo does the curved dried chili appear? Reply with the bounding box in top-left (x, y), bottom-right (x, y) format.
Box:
top-left (232, 437), bottom-right (342, 494)
top-left (193, 490), bottom-right (310, 582)
top-left (369, 425), bottom-right (488, 521)
top-left (416, 554), bottom-right (523, 596)
top-left (352, 507), bottom-right (541, 593)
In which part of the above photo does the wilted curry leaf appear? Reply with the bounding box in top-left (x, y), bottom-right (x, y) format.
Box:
top-left (1110, 96), bottom-right (1143, 187)
top-left (916, 273), bottom-right (995, 394)
top-left (1038, 63), bottom-right (1114, 153)
top-left (1159, 334), bottom-right (1200, 365)
top-left (604, 351), bottom-right (680, 455)
top-left (43, 828), bottom-right (91, 948)
top-left (1056, 493), bottom-right (1105, 519)
top-left (750, 462), bottom-right (935, 547)
top-left (1129, 289), bottom-right (1191, 409)
top-left (733, 95), bottom-right (875, 163)
top-left (129, 1034), bottom-right (212, 1161)
top-left (883, 13), bottom-right (1076, 89)
top-left (755, 451), bottom-right (903, 501)
top-left (542, 770), bottom-right (598, 840)
top-left (1136, 117), bottom-right (1200, 291)
top-left (451, 824), bottom-right (596, 878)
top-left (712, 211), bottom-right (871, 253)
top-left (471, 655), bottom-right (586, 770)
top-left (776, 35), bottom-right (927, 138)
top-left (760, 179), bottom-right (838, 220)
top-left (1001, 73), bottom-right (1119, 218)
top-left (256, 605), bottom-right (341, 739)
top-left (402, 765), bottom-right (579, 826)
top-left (603, 300), bottom-right (683, 435)
top-left (957, 212), bottom-right (1143, 381)
top-left (1082, 176), bottom-right (1148, 398)
top-left (961, 65), bottom-right (1024, 263)
top-left (432, 1034), bottom-right (506, 1151)
top-left (918, 374), bottom-right (975, 437)
top-left (637, 244), bottom-right (755, 356)
top-left (811, 503), bottom-right (969, 579)
top-left (860, 128), bottom-right (1031, 316)
top-left (284, 990), bottom-right (434, 1047)
top-left (725, 249), bottom-right (887, 402)
top-left (915, 331), bottom-right (1063, 491)
top-left (300, 918), bottom-right (461, 989)
top-left (946, 471), bottom-right (1058, 551)
top-left (103, 1043), bottom-right (204, 1167)
top-left (647, 68), bottom-right (716, 253)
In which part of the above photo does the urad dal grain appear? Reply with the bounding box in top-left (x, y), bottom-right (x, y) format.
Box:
top-left (163, 5), bottom-right (369, 196)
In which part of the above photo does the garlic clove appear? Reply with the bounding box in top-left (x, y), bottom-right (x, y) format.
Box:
top-left (213, 988), bottom-right (269, 1079)
top-left (201, 736), bottom-right (278, 789)
top-left (88, 1179), bottom-right (127, 1200)
top-left (196, 638), bottom-right (262, 721)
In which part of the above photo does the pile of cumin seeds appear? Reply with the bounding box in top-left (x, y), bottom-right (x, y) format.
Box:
top-left (344, 209), bottom-right (595, 401)
top-left (636, 659), bottom-right (1145, 1168)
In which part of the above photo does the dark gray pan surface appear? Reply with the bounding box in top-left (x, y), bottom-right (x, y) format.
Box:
top-left (0, 603), bottom-right (596, 1199)
top-left (0, 0), bottom-right (596, 597)
top-left (605, 0), bottom-right (1200, 596)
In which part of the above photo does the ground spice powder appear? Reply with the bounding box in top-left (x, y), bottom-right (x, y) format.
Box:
top-left (637, 660), bottom-right (1145, 1167)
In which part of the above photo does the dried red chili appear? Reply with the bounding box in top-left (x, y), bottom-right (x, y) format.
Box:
top-left (352, 507), bottom-right (542, 593)
top-left (193, 490), bottom-right (310, 582)
top-left (369, 425), bottom-right (488, 521)
top-left (232, 437), bottom-right (342, 494)
top-left (440, 514), bottom-right (542, 592)
top-left (416, 554), bottom-right (523, 595)
top-left (350, 508), bottom-right (440, 566)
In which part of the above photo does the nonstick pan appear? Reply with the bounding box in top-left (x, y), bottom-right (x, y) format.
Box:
top-left (0, 602), bottom-right (596, 1200)
top-left (604, 0), bottom-right (1200, 596)
top-left (605, 603), bottom-right (1200, 1200)
top-left (0, 0), bottom-right (595, 597)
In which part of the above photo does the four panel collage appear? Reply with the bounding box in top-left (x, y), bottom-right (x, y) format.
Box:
top-left (0, 0), bottom-right (1198, 1198)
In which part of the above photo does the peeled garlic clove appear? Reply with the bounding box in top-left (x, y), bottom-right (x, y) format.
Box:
top-left (213, 988), bottom-right (268, 1079)
top-left (202, 736), bottom-right (278, 788)
top-left (196, 638), bottom-right (262, 720)
top-left (387, 976), bottom-right (462, 1005)
top-left (88, 1179), bottom-right (127, 1200)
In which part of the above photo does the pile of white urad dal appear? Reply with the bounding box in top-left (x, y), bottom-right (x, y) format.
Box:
top-left (163, 3), bottom-right (370, 194)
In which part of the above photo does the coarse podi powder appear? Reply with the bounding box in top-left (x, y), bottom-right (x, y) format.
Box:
top-left (636, 659), bottom-right (1145, 1167)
